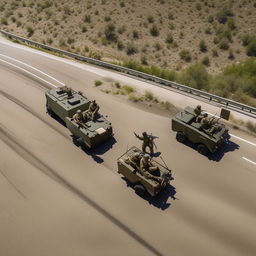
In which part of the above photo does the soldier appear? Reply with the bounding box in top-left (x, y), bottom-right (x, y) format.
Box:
top-left (64, 87), bottom-right (72, 98)
top-left (140, 154), bottom-right (162, 183)
top-left (84, 100), bottom-right (100, 121)
top-left (194, 105), bottom-right (202, 116)
top-left (72, 109), bottom-right (85, 127)
top-left (125, 152), bottom-right (142, 173)
top-left (134, 131), bottom-right (155, 155)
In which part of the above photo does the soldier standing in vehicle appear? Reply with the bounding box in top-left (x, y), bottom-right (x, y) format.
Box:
top-left (134, 131), bottom-right (155, 155)
top-left (140, 154), bottom-right (162, 183)
top-left (72, 109), bottom-right (85, 127)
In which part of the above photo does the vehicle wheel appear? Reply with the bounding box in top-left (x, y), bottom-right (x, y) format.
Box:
top-left (176, 132), bottom-right (186, 143)
top-left (46, 103), bottom-right (54, 116)
top-left (134, 184), bottom-right (145, 197)
top-left (197, 144), bottom-right (209, 155)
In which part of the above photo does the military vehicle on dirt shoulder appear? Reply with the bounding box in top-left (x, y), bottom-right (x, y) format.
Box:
top-left (117, 146), bottom-right (172, 197)
top-left (45, 86), bottom-right (113, 148)
top-left (171, 106), bottom-right (230, 155)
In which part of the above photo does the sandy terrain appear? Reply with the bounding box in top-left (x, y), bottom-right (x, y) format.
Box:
top-left (0, 36), bottom-right (256, 256)
top-left (1, 0), bottom-right (256, 73)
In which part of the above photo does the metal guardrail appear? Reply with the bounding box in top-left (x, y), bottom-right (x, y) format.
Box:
top-left (1, 30), bottom-right (256, 118)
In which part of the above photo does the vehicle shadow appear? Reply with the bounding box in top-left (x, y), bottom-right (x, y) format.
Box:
top-left (181, 139), bottom-right (239, 162)
top-left (72, 136), bottom-right (117, 164)
top-left (121, 177), bottom-right (177, 210)
top-left (47, 111), bottom-right (67, 127)
top-left (208, 140), bottom-right (240, 162)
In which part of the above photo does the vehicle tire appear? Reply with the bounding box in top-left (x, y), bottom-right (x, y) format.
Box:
top-left (197, 144), bottom-right (209, 155)
top-left (176, 132), bottom-right (186, 143)
top-left (134, 184), bottom-right (145, 197)
top-left (46, 103), bottom-right (54, 116)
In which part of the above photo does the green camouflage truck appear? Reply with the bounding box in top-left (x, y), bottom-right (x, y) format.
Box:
top-left (45, 86), bottom-right (113, 148)
top-left (117, 146), bottom-right (172, 197)
top-left (171, 106), bottom-right (230, 155)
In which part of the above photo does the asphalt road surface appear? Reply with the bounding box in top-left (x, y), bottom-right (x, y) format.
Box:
top-left (0, 36), bottom-right (256, 256)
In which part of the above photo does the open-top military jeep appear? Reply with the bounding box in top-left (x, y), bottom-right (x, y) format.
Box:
top-left (117, 146), bottom-right (172, 197)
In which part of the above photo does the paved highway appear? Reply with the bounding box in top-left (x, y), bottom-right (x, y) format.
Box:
top-left (0, 36), bottom-right (256, 256)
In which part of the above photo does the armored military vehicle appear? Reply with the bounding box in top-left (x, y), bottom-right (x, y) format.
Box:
top-left (45, 86), bottom-right (113, 148)
top-left (117, 146), bottom-right (172, 197)
top-left (171, 106), bottom-right (230, 155)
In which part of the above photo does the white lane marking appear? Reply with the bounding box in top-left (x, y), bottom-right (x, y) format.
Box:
top-left (205, 111), bottom-right (256, 147)
top-left (0, 53), bottom-right (65, 86)
top-left (242, 157), bottom-right (256, 165)
top-left (0, 39), bottom-right (105, 77)
top-left (0, 58), bottom-right (57, 88)
top-left (230, 134), bottom-right (256, 147)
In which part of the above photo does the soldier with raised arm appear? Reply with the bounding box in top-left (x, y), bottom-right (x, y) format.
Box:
top-left (134, 131), bottom-right (155, 155)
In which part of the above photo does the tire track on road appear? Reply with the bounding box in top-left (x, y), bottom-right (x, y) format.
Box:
top-left (0, 124), bottom-right (164, 256)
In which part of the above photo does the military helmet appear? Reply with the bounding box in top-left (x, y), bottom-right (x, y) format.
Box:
top-left (197, 105), bottom-right (201, 109)
top-left (203, 113), bottom-right (208, 117)
top-left (143, 153), bottom-right (150, 160)
top-left (77, 109), bottom-right (82, 114)
top-left (142, 132), bottom-right (147, 136)
top-left (134, 152), bottom-right (140, 157)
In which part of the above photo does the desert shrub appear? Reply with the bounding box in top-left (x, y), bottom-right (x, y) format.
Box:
top-left (104, 23), bottom-right (117, 42)
top-left (161, 101), bottom-right (172, 110)
top-left (120, 2), bottom-right (125, 7)
top-left (219, 38), bottom-right (229, 50)
top-left (126, 43), bottom-right (138, 55)
top-left (0, 17), bottom-right (8, 25)
top-left (118, 25), bottom-right (126, 34)
top-left (228, 49), bottom-right (234, 59)
top-left (94, 80), bottom-right (103, 86)
top-left (141, 55), bottom-right (148, 65)
top-left (132, 30), bottom-right (139, 39)
top-left (178, 63), bottom-right (209, 90)
top-left (117, 40), bottom-right (124, 50)
top-left (165, 33), bottom-right (173, 44)
top-left (196, 3), bottom-right (201, 10)
top-left (241, 33), bottom-right (254, 46)
top-left (212, 49), bottom-right (218, 57)
top-left (84, 15), bottom-right (91, 23)
top-left (208, 15), bottom-right (214, 23)
top-left (227, 17), bottom-right (236, 30)
top-left (128, 94), bottom-right (142, 102)
top-left (150, 24), bottom-right (159, 36)
top-left (27, 26), bottom-right (34, 37)
top-left (63, 5), bottom-right (71, 15)
top-left (144, 91), bottom-right (154, 101)
top-left (59, 38), bottom-right (66, 47)
top-left (122, 85), bottom-right (135, 94)
top-left (199, 39), bottom-right (207, 52)
top-left (179, 50), bottom-right (192, 62)
top-left (246, 38), bottom-right (256, 57)
top-left (201, 56), bottom-right (210, 66)
top-left (81, 26), bottom-right (87, 33)
top-left (147, 15), bottom-right (154, 23)
top-left (216, 7), bottom-right (233, 24)
top-left (104, 16), bottom-right (111, 22)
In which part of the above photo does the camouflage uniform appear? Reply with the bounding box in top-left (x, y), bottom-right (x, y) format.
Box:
top-left (134, 132), bottom-right (154, 155)
top-left (72, 110), bottom-right (85, 126)
top-left (194, 105), bottom-right (202, 116)
top-left (84, 100), bottom-right (100, 121)
top-left (139, 154), bottom-right (162, 183)
top-left (125, 152), bottom-right (141, 172)
top-left (64, 87), bottom-right (72, 98)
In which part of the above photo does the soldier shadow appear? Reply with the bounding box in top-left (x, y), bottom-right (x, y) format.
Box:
top-left (72, 136), bottom-right (117, 164)
top-left (122, 177), bottom-right (177, 210)
top-left (208, 140), bottom-right (240, 162)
